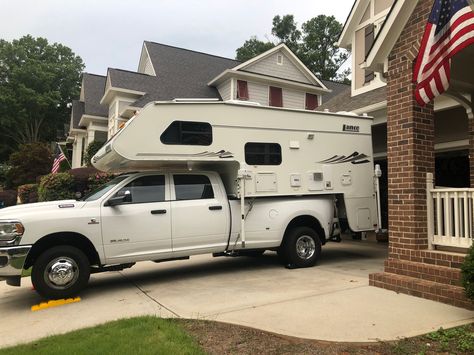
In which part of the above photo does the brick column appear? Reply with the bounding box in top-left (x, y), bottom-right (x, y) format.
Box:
top-left (386, 0), bottom-right (435, 259)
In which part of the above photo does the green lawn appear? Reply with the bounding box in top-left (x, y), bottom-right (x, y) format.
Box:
top-left (0, 316), bottom-right (205, 355)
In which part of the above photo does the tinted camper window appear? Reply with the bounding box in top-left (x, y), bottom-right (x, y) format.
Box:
top-left (161, 121), bottom-right (212, 146)
top-left (245, 143), bottom-right (282, 165)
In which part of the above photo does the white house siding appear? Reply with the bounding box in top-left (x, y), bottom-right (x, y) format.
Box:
top-left (142, 56), bottom-right (155, 76)
top-left (217, 79), bottom-right (231, 101)
top-left (282, 89), bottom-right (305, 109)
top-left (245, 51), bottom-right (312, 84)
top-left (247, 82), bottom-right (268, 106)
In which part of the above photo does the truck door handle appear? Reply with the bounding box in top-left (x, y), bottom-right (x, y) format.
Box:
top-left (209, 205), bottom-right (222, 211)
top-left (151, 209), bottom-right (167, 215)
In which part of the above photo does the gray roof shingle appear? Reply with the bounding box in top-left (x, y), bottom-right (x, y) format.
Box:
top-left (320, 80), bottom-right (350, 102)
top-left (318, 86), bottom-right (386, 112)
top-left (82, 73), bottom-right (108, 117)
top-left (70, 100), bottom-right (85, 129)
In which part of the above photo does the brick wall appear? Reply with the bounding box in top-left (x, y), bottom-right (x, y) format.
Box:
top-left (386, 0), bottom-right (435, 257)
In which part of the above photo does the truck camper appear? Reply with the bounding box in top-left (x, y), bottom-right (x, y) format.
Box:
top-left (0, 101), bottom-right (381, 299)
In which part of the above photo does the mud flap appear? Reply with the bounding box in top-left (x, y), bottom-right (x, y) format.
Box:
top-left (6, 276), bottom-right (21, 287)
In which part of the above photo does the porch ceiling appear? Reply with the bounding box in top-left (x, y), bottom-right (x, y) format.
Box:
top-left (451, 45), bottom-right (474, 94)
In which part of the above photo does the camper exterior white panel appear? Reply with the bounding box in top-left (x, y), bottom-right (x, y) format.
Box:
top-left (245, 52), bottom-right (311, 84)
top-left (247, 82), bottom-right (268, 105)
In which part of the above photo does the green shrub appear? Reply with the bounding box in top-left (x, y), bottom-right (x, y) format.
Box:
top-left (0, 164), bottom-right (12, 188)
top-left (17, 184), bottom-right (39, 204)
top-left (83, 141), bottom-right (105, 167)
top-left (87, 172), bottom-right (115, 192)
top-left (461, 244), bottom-right (474, 300)
top-left (0, 190), bottom-right (17, 207)
top-left (38, 173), bottom-right (76, 202)
top-left (7, 143), bottom-right (53, 187)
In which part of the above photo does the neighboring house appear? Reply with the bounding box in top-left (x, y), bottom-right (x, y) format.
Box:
top-left (325, 0), bottom-right (474, 309)
top-left (68, 42), bottom-right (347, 167)
top-left (67, 74), bottom-right (108, 168)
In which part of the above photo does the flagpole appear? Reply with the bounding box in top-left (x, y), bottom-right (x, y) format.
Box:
top-left (57, 142), bottom-right (72, 168)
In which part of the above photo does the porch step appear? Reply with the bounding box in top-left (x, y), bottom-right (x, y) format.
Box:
top-left (370, 272), bottom-right (473, 310)
top-left (384, 258), bottom-right (462, 287)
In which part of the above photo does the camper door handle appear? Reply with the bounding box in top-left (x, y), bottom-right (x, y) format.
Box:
top-left (209, 205), bottom-right (222, 211)
top-left (151, 209), bottom-right (167, 215)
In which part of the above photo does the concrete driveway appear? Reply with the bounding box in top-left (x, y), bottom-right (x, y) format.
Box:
top-left (0, 240), bottom-right (473, 348)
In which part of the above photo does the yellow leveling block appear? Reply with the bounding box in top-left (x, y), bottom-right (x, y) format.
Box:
top-left (31, 297), bottom-right (81, 311)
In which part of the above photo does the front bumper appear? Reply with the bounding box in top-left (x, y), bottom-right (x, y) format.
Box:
top-left (0, 245), bottom-right (32, 285)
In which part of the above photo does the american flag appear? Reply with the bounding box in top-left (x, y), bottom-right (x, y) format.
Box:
top-left (413, 0), bottom-right (474, 106)
top-left (51, 144), bottom-right (67, 174)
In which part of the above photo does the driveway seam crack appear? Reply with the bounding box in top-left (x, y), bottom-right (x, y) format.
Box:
top-left (118, 271), bottom-right (181, 317)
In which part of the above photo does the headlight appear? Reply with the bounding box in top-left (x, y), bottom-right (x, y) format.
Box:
top-left (0, 220), bottom-right (25, 242)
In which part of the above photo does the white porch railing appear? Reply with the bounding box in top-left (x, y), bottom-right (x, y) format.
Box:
top-left (426, 173), bottom-right (474, 249)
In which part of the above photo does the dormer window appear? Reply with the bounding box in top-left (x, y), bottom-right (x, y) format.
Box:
top-left (237, 80), bottom-right (249, 100)
top-left (277, 54), bottom-right (283, 65)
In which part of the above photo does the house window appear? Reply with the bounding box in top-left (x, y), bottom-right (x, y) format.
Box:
top-left (269, 86), bottom-right (283, 107)
top-left (245, 142), bottom-right (282, 165)
top-left (277, 54), bottom-right (283, 65)
top-left (305, 93), bottom-right (319, 110)
top-left (364, 24), bottom-right (375, 83)
top-left (173, 174), bottom-right (214, 200)
top-left (161, 121), bottom-right (212, 146)
top-left (237, 80), bottom-right (249, 100)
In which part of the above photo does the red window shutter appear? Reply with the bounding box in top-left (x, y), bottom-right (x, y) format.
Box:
top-left (237, 80), bottom-right (249, 100)
top-left (305, 93), bottom-right (319, 110)
top-left (269, 86), bottom-right (283, 107)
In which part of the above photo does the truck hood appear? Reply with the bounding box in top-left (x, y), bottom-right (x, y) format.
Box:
top-left (0, 200), bottom-right (86, 219)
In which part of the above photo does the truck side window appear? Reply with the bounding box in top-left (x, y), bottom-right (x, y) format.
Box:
top-left (174, 175), bottom-right (214, 200)
top-left (245, 142), bottom-right (282, 165)
top-left (161, 121), bottom-right (212, 146)
top-left (116, 175), bottom-right (165, 203)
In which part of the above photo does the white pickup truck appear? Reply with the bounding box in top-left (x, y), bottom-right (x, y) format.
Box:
top-left (0, 171), bottom-right (334, 299)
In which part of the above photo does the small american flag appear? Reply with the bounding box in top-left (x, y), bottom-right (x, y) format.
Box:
top-left (413, 0), bottom-right (474, 106)
top-left (51, 144), bottom-right (67, 174)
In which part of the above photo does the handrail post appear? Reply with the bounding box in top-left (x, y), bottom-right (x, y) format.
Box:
top-left (426, 173), bottom-right (435, 250)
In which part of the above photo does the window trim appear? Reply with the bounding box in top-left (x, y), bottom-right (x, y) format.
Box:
top-left (160, 120), bottom-right (213, 146)
top-left (245, 142), bottom-right (282, 166)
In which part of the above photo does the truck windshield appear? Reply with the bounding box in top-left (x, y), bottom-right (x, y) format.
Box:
top-left (80, 175), bottom-right (130, 202)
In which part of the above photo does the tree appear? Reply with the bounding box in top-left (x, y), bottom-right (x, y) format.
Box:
top-left (7, 142), bottom-right (53, 188)
top-left (0, 35), bottom-right (84, 162)
top-left (235, 14), bottom-right (350, 82)
top-left (236, 37), bottom-right (275, 62)
top-left (301, 15), bottom-right (350, 81)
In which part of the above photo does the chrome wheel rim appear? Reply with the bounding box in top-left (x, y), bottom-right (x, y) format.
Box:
top-left (295, 236), bottom-right (316, 260)
top-left (44, 257), bottom-right (79, 290)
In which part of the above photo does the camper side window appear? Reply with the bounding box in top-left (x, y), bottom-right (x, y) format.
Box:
top-left (161, 121), bottom-right (212, 146)
top-left (245, 143), bottom-right (282, 165)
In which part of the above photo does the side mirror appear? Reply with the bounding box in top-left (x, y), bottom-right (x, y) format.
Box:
top-left (106, 190), bottom-right (131, 206)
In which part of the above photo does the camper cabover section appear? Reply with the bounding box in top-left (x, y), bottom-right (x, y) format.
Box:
top-left (93, 101), bottom-right (377, 232)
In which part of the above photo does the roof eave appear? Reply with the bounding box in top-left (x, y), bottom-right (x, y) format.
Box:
top-left (337, 0), bottom-right (370, 49)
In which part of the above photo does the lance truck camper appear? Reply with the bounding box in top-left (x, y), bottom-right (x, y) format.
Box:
top-left (0, 101), bottom-right (380, 299)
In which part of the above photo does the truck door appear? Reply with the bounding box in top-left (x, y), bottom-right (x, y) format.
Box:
top-left (101, 174), bottom-right (172, 262)
top-left (170, 174), bottom-right (229, 253)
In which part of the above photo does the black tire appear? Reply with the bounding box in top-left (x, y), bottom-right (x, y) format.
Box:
top-left (279, 227), bottom-right (321, 268)
top-left (31, 245), bottom-right (90, 299)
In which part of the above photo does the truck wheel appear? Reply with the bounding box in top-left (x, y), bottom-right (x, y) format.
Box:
top-left (31, 246), bottom-right (90, 299)
top-left (280, 227), bottom-right (321, 268)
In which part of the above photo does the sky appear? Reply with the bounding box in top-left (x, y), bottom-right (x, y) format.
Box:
top-left (1, 0), bottom-right (355, 75)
